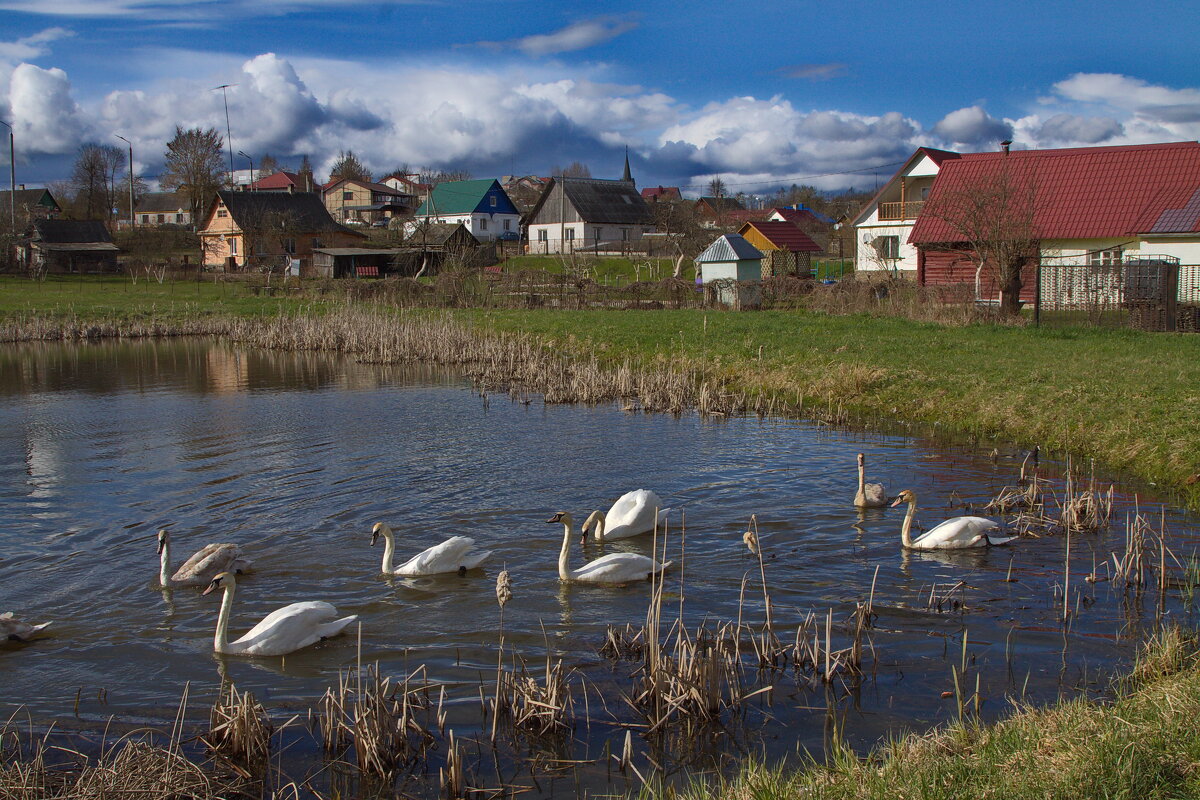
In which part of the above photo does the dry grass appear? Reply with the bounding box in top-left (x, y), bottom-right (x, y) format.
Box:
top-left (205, 681), bottom-right (271, 769)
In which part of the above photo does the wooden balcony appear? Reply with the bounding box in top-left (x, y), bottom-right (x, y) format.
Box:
top-left (878, 201), bottom-right (924, 221)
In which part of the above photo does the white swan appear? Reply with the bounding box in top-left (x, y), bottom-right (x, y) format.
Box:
top-left (371, 522), bottom-right (492, 576)
top-left (201, 571), bottom-right (356, 657)
top-left (549, 512), bottom-right (671, 584)
top-left (158, 529), bottom-right (252, 588)
top-left (581, 490), bottom-right (669, 541)
top-left (1, 612), bottom-right (51, 642)
top-left (854, 453), bottom-right (888, 508)
top-left (891, 489), bottom-right (1016, 550)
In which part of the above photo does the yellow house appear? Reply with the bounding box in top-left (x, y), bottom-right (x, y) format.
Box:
top-left (198, 190), bottom-right (367, 272)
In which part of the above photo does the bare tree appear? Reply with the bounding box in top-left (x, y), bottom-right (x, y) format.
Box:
top-left (922, 162), bottom-right (1039, 316)
top-left (653, 200), bottom-right (710, 279)
top-left (707, 175), bottom-right (727, 198)
top-left (160, 126), bottom-right (225, 228)
top-left (549, 161), bottom-right (591, 178)
top-left (70, 144), bottom-right (124, 220)
top-left (257, 153), bottom-right (279, 177)
top-left (420, 168), bottom-right (472, 184)
top-left (298, 154), bottom-right (315, 192)
top-left (329, 150), bottom-right (371, 183)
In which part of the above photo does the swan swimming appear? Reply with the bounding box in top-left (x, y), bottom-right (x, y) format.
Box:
top-left (890, 489), bottom-right (1016, 550)
top-left (581, 490), bottom-right (668, 542)
top-left (371, 522), bottom-right (492, 576)
top-left (854, 453), bottom-right (888, 508)
top-left (158, 528), bottom-right (252, 588)
top-left (202, 571), bottom-right (356, 657)
top-left (1, 612), bottom-right (51, 642)
top-left (549, 511), bottom-right (671, 584)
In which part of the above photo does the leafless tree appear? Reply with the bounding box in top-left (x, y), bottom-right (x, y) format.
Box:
top-left (653, 199), bottom-right (710, 279)
top-left (71, 143), bottom-right (125, 220)
top-left (328, 150), bottom-right (371, 183)
top-left (160, 126), bottom-right (225, 228)
top-left (257, 153), bottom-right (280, 177)
top-left (549, 161), bottom-right (591, 178)
top-left (922, 161), bottom-right (1039, 316)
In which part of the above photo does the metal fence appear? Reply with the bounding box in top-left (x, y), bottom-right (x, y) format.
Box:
top-left (1035, 260), bottom-right (1200, 332)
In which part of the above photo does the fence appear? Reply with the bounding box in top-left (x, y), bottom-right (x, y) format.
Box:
top-left (1035, 260), bottom-right (1200, 331)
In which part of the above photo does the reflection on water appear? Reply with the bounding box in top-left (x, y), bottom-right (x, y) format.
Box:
top-left (1, 338), bottom-right (1198, 796)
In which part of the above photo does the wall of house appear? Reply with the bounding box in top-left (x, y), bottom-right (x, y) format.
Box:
top-left (525, 221), bottom-right (653, 253)
top-left (199, 202), bottom-right (244, 268)
top-left (854, 223), bottom-right (920, 275)
top-left (137, 211), bottom-right (190, 226)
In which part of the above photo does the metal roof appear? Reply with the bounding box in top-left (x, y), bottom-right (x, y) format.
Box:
top-left (32, 219), bottom-right (112, 244)
top-left (35, 242), bottom-right (120, 252)
top-left (739, 221), bottom-right (823, 252)
top-left (135, 191), bottom-right (189, 214)
top-left (313, 248), bottom-right (406, 256)
top-left (526, 177), bottom-right (652, 225)
top-left (695, 234), bottom-right (763, 263)
top-left (211, 190), bottom-right (366, 236)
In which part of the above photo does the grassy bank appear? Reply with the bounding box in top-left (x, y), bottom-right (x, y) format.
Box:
top-left (668, 627), bottom-right (1200, 800)
top-left (1, 275), bottom-right (1197, 508)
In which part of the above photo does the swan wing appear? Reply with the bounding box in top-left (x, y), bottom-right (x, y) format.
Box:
top-left (856, 483), bottom-right (888, 508)
top-left (912, 516), bottom-right (1001, 549)
top-left (571, 553), bottom-right (669, 583)
top-left (394, 536), bottom-right (488, 575)
top-left (1, 613), bottom-right (51, 641)
top-left (603, 490), bottom-right (667, 538)
top-left (229, 601), bottom-right (354, 656)
top-left (172, 543), bottom-right (244, 585)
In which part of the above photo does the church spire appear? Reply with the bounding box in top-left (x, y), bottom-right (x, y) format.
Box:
top-left (622, 146), bottom-right (633, 186)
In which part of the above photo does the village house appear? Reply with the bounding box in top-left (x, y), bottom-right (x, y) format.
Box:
top-left (248, 171), bottom-right (316, 193)
top-left (322, 178), bottom-right (416, 226)
top-left (380, 173), bottom-right (432, 204)
top-left (18, 219), bottom-right (119, 273)
top-left (641, 186), bottom-right (682, 203)
top-left (0, 187), bottom-right (61, 228)
top-left (412, 179), bottom-right (520, 242)
top-left (851, 147), bottom-right (960, 276)
top-left (738, 220), bottom-right (823, 278)
top-left (525, 177), bottom-right (653, 253)
top-left (134, 191), bottom-right (191, 227)
top-left (694, 196), bottom-right (746, 228)
top-left (198, 190), bottom-right (366, 273)
top-left (906, 140), bottom-right (1200, 304)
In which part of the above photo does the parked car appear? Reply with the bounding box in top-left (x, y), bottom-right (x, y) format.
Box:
top-left (371, 219), bottom-right (389, 228)
top-left (343, 218), bottom-right (364, 226)
top-left (497, 231), bottom-right (520, 242)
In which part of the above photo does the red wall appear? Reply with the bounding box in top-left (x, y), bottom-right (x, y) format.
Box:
top-left (917, 249), bottom-right (1036, 303)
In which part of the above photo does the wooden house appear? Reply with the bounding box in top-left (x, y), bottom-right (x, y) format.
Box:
top-left (738, 221), bottom-right (823, 278)
top-left (323, 178), bottom-right (415, 225)
top-left (198, 190), bottom-right (366, 273)
top-left (134, 191), bottom-right (191, 227)
top-left (19, 219), bottom-right (119, 273)
top-left (413, 179), bottom-right (520, 242)
top-left (0, 187), bottom-right (60, 228)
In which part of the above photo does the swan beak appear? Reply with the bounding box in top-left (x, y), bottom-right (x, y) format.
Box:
top-left (370, 531), bottom-right (379, 547)
top-left (201, 579), bottom-right (219, 596)
top-left (156, 539), bottom-right (165, 555)
top-left (546, 514), bottom-right (562, 524)
top-left (889, 497), bottom-right (903, 507)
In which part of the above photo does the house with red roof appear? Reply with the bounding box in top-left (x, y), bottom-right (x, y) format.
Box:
top-left (851, 147), bottom-right (961, 275)
top-left (908, 141), bottom-right (1200, 303)
top-left (248, 171), bottom-right (316, 193)
top-left (768, 205), bottom-right (836, 227)
top-left (641, 185), bottom-right (682, 203)
top-left (738, 221), bottom-right (823, 278)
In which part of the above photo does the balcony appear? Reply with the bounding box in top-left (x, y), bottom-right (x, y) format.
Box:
top-left (878, 201), bottom-right (924, 221)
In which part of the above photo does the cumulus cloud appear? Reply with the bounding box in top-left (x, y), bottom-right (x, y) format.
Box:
top-left (932, 105), bottom-right (1012, 146)
top-left (1032, 113), bottom-right (1123, 145)
top-left (8, 63), bottom-right (89, 153)
top-left (478, 16), bottom-right (638, 57)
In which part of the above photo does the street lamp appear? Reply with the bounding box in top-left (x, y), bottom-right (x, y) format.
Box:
top-left (211, 83), bottom-right (237, 180)
top-left (0, 119), bottom-right (13, 235)
top-left (115, 134), bottom-right (134, 229)
top-left (237, 150), bottom-right (254, 190)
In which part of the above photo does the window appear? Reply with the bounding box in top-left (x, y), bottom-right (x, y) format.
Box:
top-left (565, 229), bottom-right (575, 241)
top-left (283, 238), bottom-right (296, 255)
top-left (537, 229), bottom-right (548, 242)
top-left (489, 195), bottom-right (497, 207)
top-left (342, 191), bottom-right (353, 201)
top-left (229, 238), bottom-right (237, 256)
top-left (156, 214), bottom-right (165, 223)
top-left (480, 218), bottom-right (488, 230)
top-left (175, 213), bottom-right (184, 223)
top-left (312, 238), bottom-right (323, 249)
top-left (621, 228), bottom-right (629, 241)
top-left (1088, 247), bottom-right (1122, 266)
top-left (504, 219), bottom-right (511, 231)
top-left (873, 235), bottom-right (900, 260)
top-left (217, 209), bottom-right (227, 218)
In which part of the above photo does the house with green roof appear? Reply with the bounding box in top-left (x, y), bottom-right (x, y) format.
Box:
top-left (413, 179), bottom-right (519, 242)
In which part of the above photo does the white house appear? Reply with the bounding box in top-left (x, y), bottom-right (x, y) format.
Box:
top-left (411, 179), bottom-right (520, 242)
top-left (524, 177), bottom-right (654, 253)
top-left (851, 147), bottom-right (961, 276)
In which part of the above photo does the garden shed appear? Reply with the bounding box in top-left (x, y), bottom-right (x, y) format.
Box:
top-left (694, 233), bottom-right (764, 309)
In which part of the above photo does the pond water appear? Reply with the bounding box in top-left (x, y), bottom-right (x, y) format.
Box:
top-left (0, 338), bottom-right (1197, 797)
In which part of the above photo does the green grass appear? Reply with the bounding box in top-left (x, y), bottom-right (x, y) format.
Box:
top-left (499, 254), bottom-right (684, 283)
top-left (666, 627), bottom-right (1200, 800)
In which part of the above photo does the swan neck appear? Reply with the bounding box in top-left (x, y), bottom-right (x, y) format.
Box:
top-left (900, 499), bottom-right (917, 548)
top-left (159, 538), bottom-right (172, 587)
top-left (214, 580), bottom-right (235, 653)
top-left (589, 510), bottom-right (606, 541)
top-left (857, 462), bottom-right (866, 493)
top-left (558, 518), bottom-right (573, 580)
top-left (380, 526), bottom-right (396, 574)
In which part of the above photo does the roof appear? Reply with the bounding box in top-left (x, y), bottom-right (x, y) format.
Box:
top-left (909, 141), bottom-right (1200, 243)
top-left (324, 177), bottom-right (412, 198)
top-left (695, 234), bottom-right (763, 263)
top-left (249, 171), bottom-right (302, 190)
top-left (32, 219), bottom-right (112, 244)
top-left (697, 196), bottom-right (745, 213)
top-left (313, 247), bottom-right (406, 256)
top-left (206, 190), bottom-right (367, 237)
top-left (641, 186), bottom-right (681, 200)
top-left (407, 222), bottom-right (479, 246)
top-left (770, 205), bottom-right (836, 225)
top-left (34, 242), bottom-right (121, 252)
top-left (135, 191), bottom-right (189, 214)
top-left (739, 221), bottom-right (823, 252)
top-left (526, 177), bottom-right (652, 225)
top-left (416, 179), bottom-right (516, 217)
top-left (851, 147), bottom-right (962, 227)
top-left (0, 188), bottom-right (59, 211)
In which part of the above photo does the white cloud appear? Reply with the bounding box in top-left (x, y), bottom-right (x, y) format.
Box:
top-left (779, 63), bottom-right (847, 81)
top-left (1031, 113), bottom-right (1123, 145)
top-left (478, 16), bottom-right (638, 57)
top-left (931, 105), bottom-right (1012, 147)
top-left (0, 27), bottom-right (73, 63)
top-left (8, 63), bottom-right (89, 153)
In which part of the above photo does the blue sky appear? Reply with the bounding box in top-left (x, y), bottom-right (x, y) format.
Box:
top-left (2, 0), bottom-right (1199, 195)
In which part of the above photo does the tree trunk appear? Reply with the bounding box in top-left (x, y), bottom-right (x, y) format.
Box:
top-left (998, 260), bottom-right (1024, 316)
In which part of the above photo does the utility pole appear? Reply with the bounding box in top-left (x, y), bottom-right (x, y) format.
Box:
top-left (0, 119), bottom-right (13, 235)
top-left (115, 134), bottom-right (134, 229)
top-left (212, 84), bottom-right (237, 181)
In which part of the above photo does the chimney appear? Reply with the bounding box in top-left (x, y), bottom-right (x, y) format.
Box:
top-left (1001, 140), bottom-right (1012, 155)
